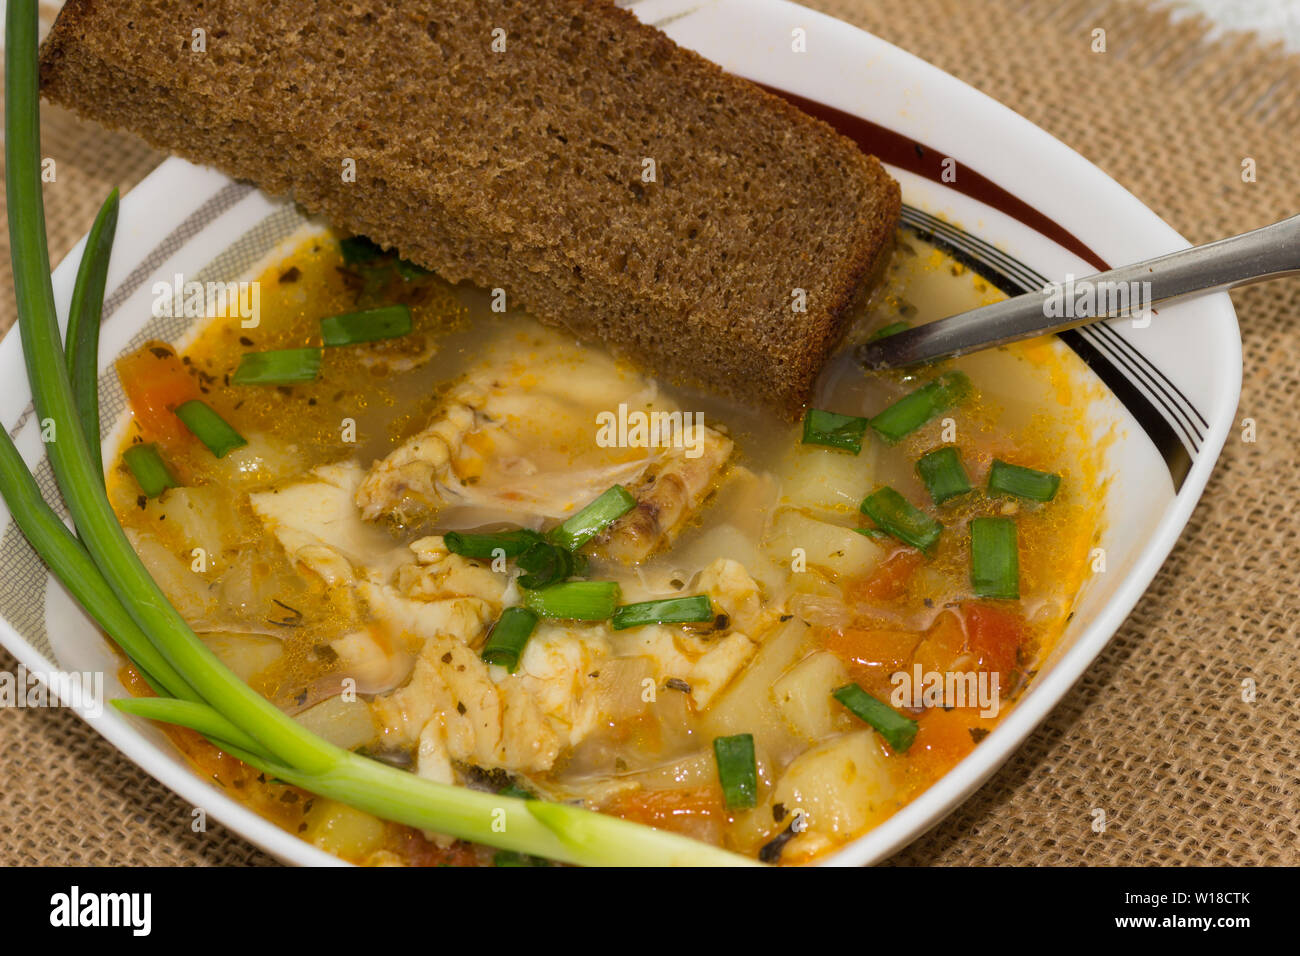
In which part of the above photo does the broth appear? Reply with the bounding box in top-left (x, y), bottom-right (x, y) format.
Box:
top-left (109, 229), bottom-right (1102, 865)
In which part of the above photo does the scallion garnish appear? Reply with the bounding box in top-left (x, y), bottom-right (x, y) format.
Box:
top-left (869, 371), bottom-right (971, 443)
top-left (970, 516), bottom-right (1020, 599)
top-left (832, 683), bottom-right (919, 752)
top-left (174, 400), bottom-right (247, 458)
top-left (549, 484), bottom-right (637, 551)
top-left (394, 257), bottom-right (432, 280)
top-left (122, 444), bottom-right (177, 498)
top-left (712, 734), bottom-right (758, 809)
top-left (916, 447), bottom-right (973, 505)
top-left (859, 486), bottom-right (943, 553)
top-left (339, 235), bottom-right (385, 265)
top-left (443, 529), bottom-right (543, 559)
top-left (498, 783), bottom-right (537, 801)
top-left (516, 541), bottom-right (581, 590)
top-left (801, 408), bottom-right (868, 454)
top-left (870, 321), bottom-right (909, 340)
top-left (64, 188), bottom-right (118, 478)
top-left (611, 594), bottom-right (714, 630)
top-left (987, 459), bottom-right (1061, 502)
top-left (522, 581), bottom-right (621, 621)
top-left (3, 0), bottom-right (757, 867)
top-left (493, 850), bottom-right (550, 867)
top-left (231, 347), bottom-right (322, 385)
top-left (320, 304), bottom-right (412, 347)
top-left (480, 606), bottom-right (540, 671)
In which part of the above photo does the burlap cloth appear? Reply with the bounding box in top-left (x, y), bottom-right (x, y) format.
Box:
top-left (0, 0), bottom-right (1295, 866)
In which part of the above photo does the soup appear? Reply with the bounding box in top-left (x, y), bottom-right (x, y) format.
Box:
top-left (108, 230), bottom-right (1101, 865)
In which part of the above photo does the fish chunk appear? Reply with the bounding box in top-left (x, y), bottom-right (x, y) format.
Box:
top-left (354, 330), bottom-right (690, 528)
top-left (250, 465), bottom-right (504, 694)
top-left (248, 460), bottom-right (408, 584)
top-left (397, 535), bottom-right (508, 606)
top-left (594, 423), bottom-right (734, 564)
top-left (370, 624), bottom-right (609, 773)
top-left (354, 394), bottom-right (481, 524)
top-left (696, 557), bottom-right (771, 637)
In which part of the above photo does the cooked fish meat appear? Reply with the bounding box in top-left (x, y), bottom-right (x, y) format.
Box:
top-left (594, 424), bottom-right (735, 565)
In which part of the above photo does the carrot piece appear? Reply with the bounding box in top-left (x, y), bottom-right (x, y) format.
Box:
top-left (115, 341), bottom-right (201, 447)
top-left (846, 548), bottom-right (925, 603)
top-left (906, 707), bottom-right (980, 777)
top-left (910, 608), bottom-right (969, 675)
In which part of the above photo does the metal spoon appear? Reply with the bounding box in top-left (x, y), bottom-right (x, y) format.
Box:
top-left (857, 213), bottom-right (1300, 370)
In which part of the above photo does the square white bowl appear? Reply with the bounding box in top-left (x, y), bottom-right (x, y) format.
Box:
top-left (0, 0), bottom-right (1239, 865)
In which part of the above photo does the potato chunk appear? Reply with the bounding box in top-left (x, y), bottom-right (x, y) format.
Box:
top-left (764, 508), bottom-right (885, 579)
top-left (772, 651), bottom-right (850, 741)
top-left (773, 731), bottom-right (896, 857)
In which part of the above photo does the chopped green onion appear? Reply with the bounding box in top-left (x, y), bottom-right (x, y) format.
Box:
top-left (174, 400), bottom-right (247, 458)
top-left (832, 683), bottom-right (919, 752)
top-left (122, 444), bottom-right (177, 498)
top-left (64, 188), bottom-right (118, 479)
top-left (869, 371), bottom-right (971, 443)
top-left (611, 594), bottom-right (714, 630)
top-left (338, 235), bottom-right (385, 265)
top-left (987, 459), bottom-right (1061, 502)
top-left (549, 484), bottom-right (637, 551)
top-left (916, 447), bottom-right (973, 505)
top-left (516, 541), bottom-right (580, 590)
top-left (801, 408), bottom-right (869, 454)
top-left (522, 581), bottom-right (621, 621)
top-left (320, 304), bottom-right (412, 347)
top-left (859, 486), bottom-right (943, 553)
top-left (231, 347), bottom-right (322, 385)
top-left (444, 529), bottom-right (543, 559)
top-left (870, 321), bottom-right (909, 340)
top-left (970, 516), bottom-right (1019, 599)
top-left (854, 526), bottom-right (888, 539)
top-left (712, 734), bottom-right (758, 809)
top-left (480, 606), bottom-right (540, 671)
top-left (394, 257), bottom-right (432, 280)
top-left (493, 850), bottom-right (549, 867)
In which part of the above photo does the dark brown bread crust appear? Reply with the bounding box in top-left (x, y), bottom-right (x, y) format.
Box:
top-left (40, 0), bottom-right (900, 418)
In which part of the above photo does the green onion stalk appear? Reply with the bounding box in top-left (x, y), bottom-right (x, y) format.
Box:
top-left (3, 0), bottom-right (755, 867)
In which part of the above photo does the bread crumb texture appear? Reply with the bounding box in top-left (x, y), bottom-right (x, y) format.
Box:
top-left (40, 0), bottom-right (900, 416)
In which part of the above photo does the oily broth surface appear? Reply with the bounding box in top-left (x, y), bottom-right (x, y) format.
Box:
top-left (109, 229), bottom-right (1103, 863)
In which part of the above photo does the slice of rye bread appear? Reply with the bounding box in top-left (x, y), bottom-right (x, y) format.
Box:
top-left (39, 0), bottom-right (900, 417)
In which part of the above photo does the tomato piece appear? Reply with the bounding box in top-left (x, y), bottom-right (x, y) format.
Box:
top-left (115, 341), bottom-right (201, 447)
top-left (823, 626), bottom-right (920, 701)
top-left (962, 602), bottom-right (1024, 684)
top-left (604, 786), bottom-right (727, 844)
top-left (846, 548), bottom-right (925, 603)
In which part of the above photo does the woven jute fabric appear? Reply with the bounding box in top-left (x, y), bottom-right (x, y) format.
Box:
top-left (0, 0), bottom-right (1296, 866)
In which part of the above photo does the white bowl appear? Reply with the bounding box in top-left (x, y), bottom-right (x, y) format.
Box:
top-left (0, 0), bottom-right (1239, 866)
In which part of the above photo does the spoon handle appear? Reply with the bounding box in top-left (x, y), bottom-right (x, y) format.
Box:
top-left (858, 213), bottom-right (1300, 370)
